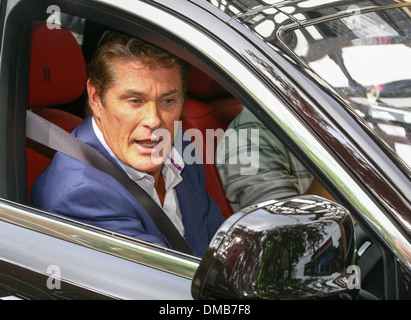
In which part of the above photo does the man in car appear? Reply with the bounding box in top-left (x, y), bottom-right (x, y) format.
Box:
top-left (30, 30), bottom-right (224, 257)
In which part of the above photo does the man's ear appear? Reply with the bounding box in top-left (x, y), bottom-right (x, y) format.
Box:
top-left (87, 79), bottom-right (103, 119)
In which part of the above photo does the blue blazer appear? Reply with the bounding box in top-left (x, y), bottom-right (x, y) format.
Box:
top-left (30, 116), bottom-right (224, 257)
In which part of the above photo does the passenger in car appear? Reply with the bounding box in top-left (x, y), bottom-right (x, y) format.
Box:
top-left (30, 30), bottom-right (224, 257)
top-left (216, 107), bottom-right (333, 212)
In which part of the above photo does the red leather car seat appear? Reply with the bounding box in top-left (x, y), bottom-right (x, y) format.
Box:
top-left (26, 21), bottom-right (86, 201)
top-left (181, 67), bottom-right (243, 218)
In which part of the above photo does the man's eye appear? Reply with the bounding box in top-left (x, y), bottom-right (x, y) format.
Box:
top-left (129, 99), bottom-right (142, 104)
top-left (163, 99), bottom-right (175, 105)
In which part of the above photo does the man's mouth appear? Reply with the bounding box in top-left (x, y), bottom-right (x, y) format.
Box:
top-left (136, 137), bottom-right (163, 148)
top-left (137, 141), bottom-right (157, 148)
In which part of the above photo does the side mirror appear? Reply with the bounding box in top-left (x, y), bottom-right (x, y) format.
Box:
top-left (192, 196), bottom-right (358, 300)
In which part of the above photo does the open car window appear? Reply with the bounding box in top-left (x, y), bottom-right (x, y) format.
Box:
top-left (22, 6), bottom-right (336, 255)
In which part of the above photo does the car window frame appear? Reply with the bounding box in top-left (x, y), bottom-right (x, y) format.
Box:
top-left (100, 0), bottom-right (410, 279)
top-left (127, 0), bottom-right (411, 273)
top-left (200, 0), bottom-right (411, 229)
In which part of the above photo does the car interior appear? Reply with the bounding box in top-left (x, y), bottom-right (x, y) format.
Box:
top-left (25, 17), bottom-right (243, 219)
top-left (26, 20), bottom-right (85, 201)
top-left (22, 12), bottom-right (385, 299)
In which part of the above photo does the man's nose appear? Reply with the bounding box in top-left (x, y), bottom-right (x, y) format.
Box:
top-left (142, 101), bottom-right (161, 129)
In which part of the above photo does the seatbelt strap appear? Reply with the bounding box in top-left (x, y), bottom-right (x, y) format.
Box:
top-left (26, 110), bottom-right (193, 255)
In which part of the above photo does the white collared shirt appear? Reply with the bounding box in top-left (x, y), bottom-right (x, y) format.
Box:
top-left (92, 118), bottom-right (186, 236)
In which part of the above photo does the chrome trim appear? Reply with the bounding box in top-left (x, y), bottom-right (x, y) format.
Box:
top-left (0, 199), bottom-right (199, 280)
top-left (277, 3), bottom-right (411, 36)
top-left (94, 0), bottom-right (411, 270)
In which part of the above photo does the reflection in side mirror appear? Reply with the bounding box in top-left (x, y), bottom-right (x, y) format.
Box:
top-left (192, 196), bottom-right (358, 300)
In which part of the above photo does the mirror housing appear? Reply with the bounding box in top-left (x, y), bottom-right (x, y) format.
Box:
top-left (192, 196), bottom-right (358, 300)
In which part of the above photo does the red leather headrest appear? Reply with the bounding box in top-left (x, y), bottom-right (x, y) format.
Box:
top-left (28, 22), bottom-right (86, 108)
top-left (186, 67), bottom-right (227, 99)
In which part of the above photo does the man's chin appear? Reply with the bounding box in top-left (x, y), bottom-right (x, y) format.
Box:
top-left (130, 157), bottom-right (165, 174)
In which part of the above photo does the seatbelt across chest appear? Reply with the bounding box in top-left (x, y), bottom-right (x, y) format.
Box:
top-left (26, 110), bottom-right (193, 255)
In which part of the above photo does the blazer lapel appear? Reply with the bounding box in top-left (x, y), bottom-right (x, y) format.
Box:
top-left (72, 116), bottom-right (124, 171)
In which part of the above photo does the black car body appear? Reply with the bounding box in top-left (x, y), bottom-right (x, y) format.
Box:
top-left (0, 0), bottom-right (410, 299)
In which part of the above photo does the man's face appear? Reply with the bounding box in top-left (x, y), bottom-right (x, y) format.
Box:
top-left (88, 58), bottom-right (184, 178)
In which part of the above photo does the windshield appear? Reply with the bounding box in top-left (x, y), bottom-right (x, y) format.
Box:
top-left (282, 6), bottom-right (411, 170)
